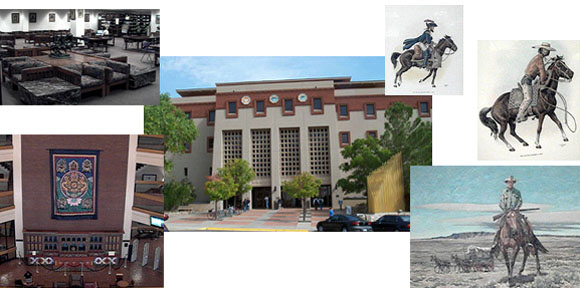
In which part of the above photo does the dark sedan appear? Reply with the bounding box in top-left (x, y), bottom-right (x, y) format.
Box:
top-left (316, 215), bottom-right (372, 232)
top-left (371, 215), bottom-right (410, 232)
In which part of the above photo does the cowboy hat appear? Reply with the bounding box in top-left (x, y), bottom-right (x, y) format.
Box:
top-left (504, 175), bottom-right (517, 183)
top-left (532, 42), bottom-right (556, 51)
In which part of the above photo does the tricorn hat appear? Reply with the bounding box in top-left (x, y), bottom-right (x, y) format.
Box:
top-left (504, 175), bottom-right (517, 183)
top-left (532, 42), bottom-right (556, 51)
top-left (424, 19), bottom-right (438, 27)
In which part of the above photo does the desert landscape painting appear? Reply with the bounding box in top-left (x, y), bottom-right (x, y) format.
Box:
top-left (411, 166), bottom-right (580, 287)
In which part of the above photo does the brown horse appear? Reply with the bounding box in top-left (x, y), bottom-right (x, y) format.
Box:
top-left (480, 56), bottom-right (574, 152)
top-left (497, 211), bottom-right (547, 279)
top-left (391, 35), bottom-right (458, 88)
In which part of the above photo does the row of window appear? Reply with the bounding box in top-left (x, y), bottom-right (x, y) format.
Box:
top-left (185, 101), bottom-right (430, 125)
top-left (338, 131), bottom-right (378, 147)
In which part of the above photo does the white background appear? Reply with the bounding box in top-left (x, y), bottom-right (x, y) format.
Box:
top-left (478, 40), bottom-right (580, 160)
top-left (4, 0), bottom-right (580, 287)
top-left (385, 5), bottom-right (463, 95)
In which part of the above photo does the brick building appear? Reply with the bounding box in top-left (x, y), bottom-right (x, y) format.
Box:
top-left (169, 77), bottom-right (431, 209)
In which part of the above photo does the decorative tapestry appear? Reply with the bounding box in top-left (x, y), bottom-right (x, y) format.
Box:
top-left (50, 150), bottom-right (99, 219)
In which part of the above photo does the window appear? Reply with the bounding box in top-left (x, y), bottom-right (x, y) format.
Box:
top-left (339, 132), bottom-right (350, 147)
top-left (283, 99), bottom-right (294, 115)
top-left (208, 110), bottom-right (215, 124)
top-left (340, 105), bottom-right (348, 116)
top-left (227, 102), bottom-right (237, 116)
top-left (209, 166), bottom-right (212, 176)
top-left (312, 98), bottom-right (323, 114)
top-left (420, 102), bottom-right (430, 116)
top-left (256, 100), bottom-right (265, 113)
top-left (207, 137), bottom-right (214, 152)
top-left (184, 142), bottom-right (191, 153)
top-left (364, 103), bottom-right (376, 119)
top-left (251, 129), bottom-right (271, 178)
top-left (366, 130), bottom-right (378, 139)
top-left (184, 168), bottom-right (188, 177)
top-left (185, 112), bottom-right (191, 119)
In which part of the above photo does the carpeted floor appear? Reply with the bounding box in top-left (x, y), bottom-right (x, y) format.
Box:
top-left (1, 37), bottom-right (160, 105)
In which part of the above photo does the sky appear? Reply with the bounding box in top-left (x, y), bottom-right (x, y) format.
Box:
top-left (160, 56), bottom-right (385, 97)
top-left (411, 166), bottom-right (580, 239)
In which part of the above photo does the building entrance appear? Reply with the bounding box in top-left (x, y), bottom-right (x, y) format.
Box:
top-left (318, 185), bottom-right (332, 207)
top-left (251, 187), bottom-right (271, 209)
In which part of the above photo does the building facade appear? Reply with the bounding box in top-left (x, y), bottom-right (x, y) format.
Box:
top-left (0, 135), bottom-right (163, 270)
top-left (170, 77), bottom-right (431, 209)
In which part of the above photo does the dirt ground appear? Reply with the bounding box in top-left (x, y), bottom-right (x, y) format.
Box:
top-left (411, 235), bottom-right (580, 288)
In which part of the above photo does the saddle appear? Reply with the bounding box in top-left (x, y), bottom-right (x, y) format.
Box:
top-left (410, 49), bottom-right (441, 69)
top-left (508, 81), bottom-right (541, 111)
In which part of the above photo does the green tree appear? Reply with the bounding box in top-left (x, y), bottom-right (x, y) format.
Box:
top-left (204, 175), bottom-right (235, 219)
top-left (337, 136), bottom-right (392, 196)
top-left (144, 93), bottom-right (198, 172)
top-left (381, 102), bottom-right (432, 210)
top-left (145, 93), bottom-right (199, 211)
top-left (164, 179), bottom-right (196, 211)
top-left (282, 172), bottom-right (322, 222)
top-left (217, 159), bottom-right (255, 208)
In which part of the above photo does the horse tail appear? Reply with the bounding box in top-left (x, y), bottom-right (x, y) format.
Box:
top-left (391, 52), bottom-right (401, 69)
top-left (479, 107), bottom-right (498, 139)
top-left (533, 235), bottom-right (549, 253)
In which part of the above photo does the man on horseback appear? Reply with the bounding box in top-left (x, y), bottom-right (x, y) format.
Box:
top-left (490, 176), bottom-right (547, 257)
top-left (402, 19), bottom-right (437, 69)
top-left (516, 42), bottom-right (555, 123)
top-left (491, 176), bottom-right (523, 255)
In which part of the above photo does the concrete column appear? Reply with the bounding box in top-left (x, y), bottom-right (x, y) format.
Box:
top-left (12, 135), bottom-right (24, 257)
top-left (328, 107), bottom-right (343, 209)
top-left (270, 127), bottom-right (281, 208)
top-left (121, 135), bottom-right (138, 259)
top-left (70, 9), bottom-right (85, 37)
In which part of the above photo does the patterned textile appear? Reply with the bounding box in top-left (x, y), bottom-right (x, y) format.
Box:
top-left (112, 71), bottom-right (128, 81)
top-left (81, 75), bottom-right (102, 88)
top-left (18, 77), bottom-right (81, 105)
top-left (508, 82), bottom-right (540, 110)
top-left (82, 64), bottom-right (106, 81)
top-left (129, 66), bottom-right (156, 89)
top-left (50, 150), bottom-right (99, 219)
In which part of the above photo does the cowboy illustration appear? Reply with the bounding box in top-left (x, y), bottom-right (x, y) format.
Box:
top-left (402, 19), bottom-right (437, 68)
top-left (516, 42), bottom-right (555, 122)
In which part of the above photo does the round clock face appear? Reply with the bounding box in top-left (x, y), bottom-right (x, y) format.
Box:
top-left (241, 95), bottom-right (251, 105)
top-left (269, 94), bottom-right (279, 103)
top-left (297, 93), bottom-right (308, 102)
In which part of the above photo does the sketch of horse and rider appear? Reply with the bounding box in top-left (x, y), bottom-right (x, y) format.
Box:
top-left (480, 42), bottom-right (576, 152)
top-left (391, 19), bottom-right (458, 88)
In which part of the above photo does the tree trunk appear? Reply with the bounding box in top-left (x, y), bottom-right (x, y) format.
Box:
top-left (214, 201), bottom-right (218, 220)
top-left (302, 198), bottom-right (306, 222)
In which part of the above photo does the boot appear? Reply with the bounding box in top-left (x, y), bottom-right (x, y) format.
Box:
top-left (517, 85), bottom-right (533, 122)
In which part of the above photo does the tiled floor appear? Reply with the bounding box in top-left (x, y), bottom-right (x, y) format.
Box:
top-left (1, 37), bottom-right (160, 105)
top-left (167, 208), bottom-right (332, 231)
top-left (0, 236), bottom-right (163, 287)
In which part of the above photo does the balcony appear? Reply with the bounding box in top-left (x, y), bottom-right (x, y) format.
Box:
top-left (133, 164), bottom-right (163, 217)
top-left (137, 135), bottom-right (164, 153)
top-left (0, 135), bottom-right (12, 149)
top-left (0, 161), bottom-right (13, 212)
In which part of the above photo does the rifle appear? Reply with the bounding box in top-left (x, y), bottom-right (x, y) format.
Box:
top-left (492, 208), bottom-right (540, 221)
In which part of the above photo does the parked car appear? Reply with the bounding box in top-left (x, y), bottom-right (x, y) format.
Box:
top-left (371, 215), bottom-right (410, 231)
top-left (316, 215), bottom-right (372, 232)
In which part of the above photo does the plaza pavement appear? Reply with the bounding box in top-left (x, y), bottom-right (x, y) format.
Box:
top-left (166, 207), bottom-right (335, 232)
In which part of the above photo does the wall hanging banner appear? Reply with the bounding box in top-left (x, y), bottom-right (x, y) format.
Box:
top-left (50, 150), bottom-right (99, 219)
